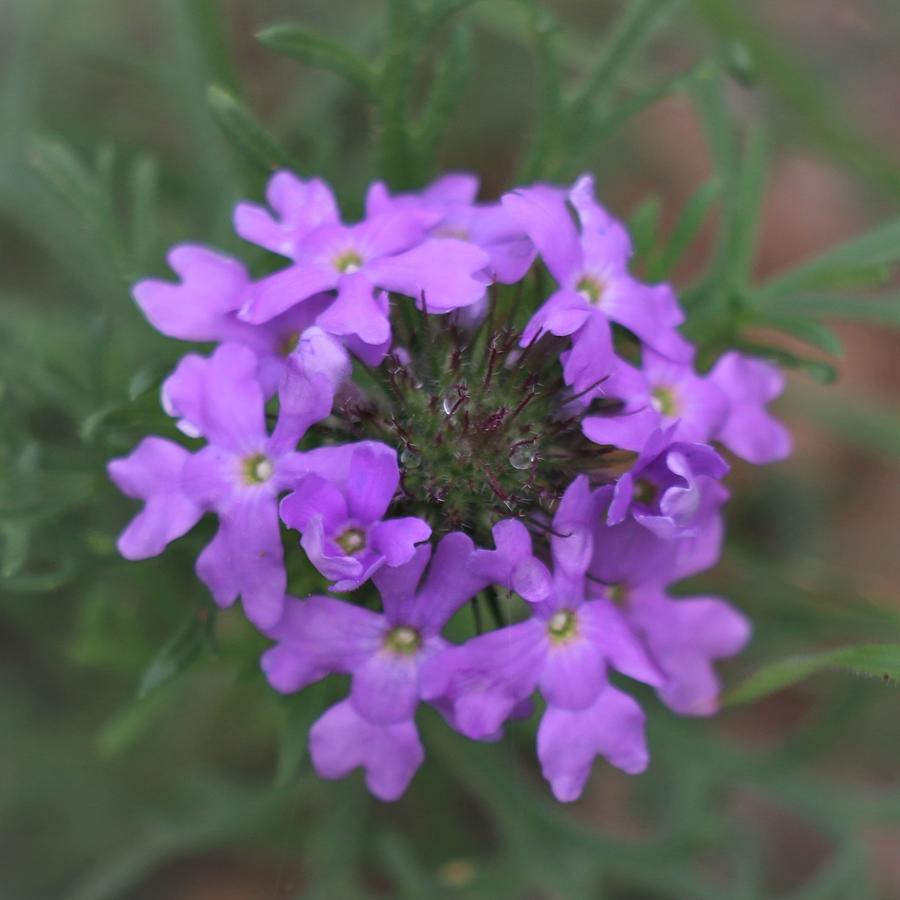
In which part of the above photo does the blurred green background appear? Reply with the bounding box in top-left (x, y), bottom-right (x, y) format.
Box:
top-left (2, 1), bottom-right (900, 898)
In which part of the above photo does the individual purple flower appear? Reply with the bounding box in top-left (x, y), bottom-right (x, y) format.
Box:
top-left (709, 351), bottom-right (792, 464)
top-left (280, 441), bottom-right (431, 592)
top-left (107, 438), bottom-right (203, 560)
top-left (608, 427), bottom-right (729, 539)
top-left (262, 533), bottom-right (483, 800)
top-left (239, 182), bottom-right (492, 347)
top-left (582, 348), bottom-right (729, 452)
top-left (367, 174), bottom-right (536, 284)
top-left (132, 244), bottom-right (332, 392)
top-left (421, 478), bottom-right (662, 801)
top-left (504, 174), bottom-right (691, 363)
top-left (161, 338), bottom-right (346, 628)
top-left (589, 485), bottom-right (748, 715)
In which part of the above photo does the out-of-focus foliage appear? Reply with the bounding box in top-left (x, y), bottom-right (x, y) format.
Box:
top-left (2, 1), bottom-right (899, 898)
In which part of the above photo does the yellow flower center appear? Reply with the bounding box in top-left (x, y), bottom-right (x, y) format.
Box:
top-left (241, 452), bottom-right (273, 485)
top-left (384, 626), bottom-right (422, 655)
top-left (547, 609), bottom-right (579, 643)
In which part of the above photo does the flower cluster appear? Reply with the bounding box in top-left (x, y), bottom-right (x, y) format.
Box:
top-left (109, 171), bottom-right (791, 801)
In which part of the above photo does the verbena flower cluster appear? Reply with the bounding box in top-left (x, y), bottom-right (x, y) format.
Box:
top-left (109, 172), bottom-right (791, 802)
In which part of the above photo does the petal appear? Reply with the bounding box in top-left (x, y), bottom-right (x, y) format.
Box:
top-left (309, 700), bottom-right (424, 801)
top-left (351, 650), bottom-right (421, 724)
top-left (561, 313), bottom-right (615, 391)
top-left (420, 620), bottom-right (546, 739)
top-left (537, 686), bottom-right (648, 802)
top-left (268, 329), bottom-right (350, 453)
top-left (262, 595), bottom-right (384, 691)
top-left (369, 517), bottom-right (432, 567)
top-left (299, 515), bottom-right (364, 583)
top-left (107, 437), bottom-right (202, 559)
top-left (539, 635), bottom-right (606, 709)
top-left (582, 408), bottom-right (660, 452)
top-left (604, 280), bottom-right (692, 362)
top-left (627, 591), bottom-right (750, 716)
top-left (365, 239), bottom-right (491, 312)
top-left (222, 491), bottom-right (287, 629)
top-left (579, 599), bottom-right (663, 686)
top-left (501, 185), bottom-right (581, 283)
top-left (181, 445), bottom-right (236, 508)
top-left (345, 443), bottom-right (400, 523)
top-left (280, 474), bottom-right (348, 533)
top-left (409, 532), bottom-right (481, 631)
top-left (196, 526), bottom-right (239, 611)
top-left (234, 172), bottom-right (340, 257)
top-left (315, 271), bottom-right (391, 346)
top-left (568, 175), bottom-right (633, 260)
top-left (520, 290), bottom-right (592, 344)
top-left (162, 343), bottom-right (268, 453)
top-left (132, 245), bottom-right (247, 341)
top-left (353, 209), bottom-right (439, 258)
top-left (468, 518), bottom-right (550, 602)
top-left (372, 544), bottom-right (432, 619)
top-left (239, 262), bottom-right (338, 324)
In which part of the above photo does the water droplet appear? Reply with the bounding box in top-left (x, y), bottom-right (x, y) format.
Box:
top-left (509, 444), bottom-right (535, 470)
top-left (400, 447), bottom-right (421, 469)
top-left (441, 385), bottom-right (466, 415)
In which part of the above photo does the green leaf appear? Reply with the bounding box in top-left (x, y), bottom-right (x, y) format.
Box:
top-left (646, 176), bottom-right (721, 280)
top-left (691, 0), bottom-right (900, 198)
top-left (424, 0), bottom-right (486, 36)
top-left (138, 605), bottom-right (216, 699)
top-left (569, 0), bottom-right (682, 120)
top-left (754, 293), bottom-right (900, 327)
top-left (627, 196), bottom-right (662, 263)
top-left (515, 1), bottom-right (565, 182)
top-left (376, 0), bottom-right (424, 189)
top-left (415, 24), bottom-right (472, 169)
top-left (754, 219), bottom-right (900, 302)
top-left (129, 155), bottom-right (159, 275)
top-left (726, 643), bottom-right (900, 705)
top-left (758, 313), bottom-right (843, 358)
top-left (206, 84), bottom-right (296, 176)
top-left (256, 24), bottom-right (376, 97)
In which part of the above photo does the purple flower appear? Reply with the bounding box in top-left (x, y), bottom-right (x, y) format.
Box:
top-left (132, 244), bottom-right (332, 392)
top-left (709, 352), bottom-right (792, 464)
top-left (588, 488), bottom-right (748, 715)
top-left (367, 173), bottom-right (536, 284)
top-left (280, 441), bottom-right (431, 592)
top-left (165, 338), bottom-right (345, 628)
top-left (582, 348), bottom-right (729, 452)
top-left (239, 181), bottom-right (492, 347)
top-left (504, 175), bottom-right (691, 362)
top-left (262, 533), bottom-right (483, 800)
top-left (421, 478), bottom-right (661, 801)
top-left (608, 427), bottom-right (729, 539)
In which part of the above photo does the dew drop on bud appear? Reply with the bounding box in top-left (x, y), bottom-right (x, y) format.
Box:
top-left (509, 444), bottom-right (535, 470)
top-left (441, 392), bottom-right (456, 415)
top-left (400, 447), bottom-right (421, 469)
